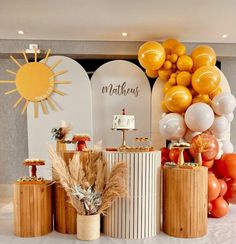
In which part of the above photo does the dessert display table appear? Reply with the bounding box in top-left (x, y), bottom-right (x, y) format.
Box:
top-left (13, 180), bottom-right (53, 237)
top-left (163, 166), bottom-right (208, 238)
top-left (103, 150), bottom-right (161, 239)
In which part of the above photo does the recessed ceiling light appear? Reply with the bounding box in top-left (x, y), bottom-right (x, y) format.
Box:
top-left (122, 32), bottom-right (128, 37)
top-left (222, 34), bottom-right (228, 38)
top-left (17, 30), bottom-right (24, 35)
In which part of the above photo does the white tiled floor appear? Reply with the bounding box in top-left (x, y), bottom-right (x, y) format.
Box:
top-left (1, 198), bottom-right (236, 244)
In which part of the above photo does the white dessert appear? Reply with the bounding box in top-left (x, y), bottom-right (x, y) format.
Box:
top-left (113, 115), bottom-right (135, 130)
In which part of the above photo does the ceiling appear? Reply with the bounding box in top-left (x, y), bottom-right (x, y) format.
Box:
top-left (0, 0), bottom-right (236, 43)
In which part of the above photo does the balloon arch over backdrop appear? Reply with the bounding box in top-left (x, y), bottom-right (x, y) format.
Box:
top-left (138, 39), bottom-right (236, 218)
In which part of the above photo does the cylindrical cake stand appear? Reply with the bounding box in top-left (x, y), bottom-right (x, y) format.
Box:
top-left (103, 150), bottom-right (161, 239)
top-left (163, 166), bottom-right (208, 238)
top-left (13, 181), bottom-right (53, 237)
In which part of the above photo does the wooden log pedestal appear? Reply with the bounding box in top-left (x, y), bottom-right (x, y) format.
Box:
top-left (13, 180), bottom-right (53, 237)
top-left (103, 150), bottom-right (161, 239)
top-left (163, 166), bottom-right (208, 238)
top-left (53, 151), bottom-right (77, 234)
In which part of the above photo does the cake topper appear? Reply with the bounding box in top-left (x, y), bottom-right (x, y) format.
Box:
top-left (122, 108), bottom-right (126, 115)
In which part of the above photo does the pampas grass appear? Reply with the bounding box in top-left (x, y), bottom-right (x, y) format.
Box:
top-left (49, 146), bottom-right (127, 215)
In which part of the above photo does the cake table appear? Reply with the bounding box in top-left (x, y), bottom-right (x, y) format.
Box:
top-left (103, 150), bottom-right (161, 239)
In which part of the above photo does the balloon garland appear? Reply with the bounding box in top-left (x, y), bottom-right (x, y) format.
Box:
top-left (138, 39), bottom-right (236, 218)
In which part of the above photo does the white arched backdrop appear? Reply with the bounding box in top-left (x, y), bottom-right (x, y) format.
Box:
top-left (27, 56), bottom-right (92, 179)
top-left (91, 60), bottom-right (151, 148)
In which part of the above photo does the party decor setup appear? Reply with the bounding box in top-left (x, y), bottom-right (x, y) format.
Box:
top-left (1, 37), bottom-right (236, 243)
top-left (138, 38), bottom-right (236, 237)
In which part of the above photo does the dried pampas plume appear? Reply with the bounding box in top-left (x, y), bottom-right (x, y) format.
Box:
top-left (49, 146), bottom-right (128, 215)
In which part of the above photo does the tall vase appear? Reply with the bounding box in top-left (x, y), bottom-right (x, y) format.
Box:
top-left (77, 214), bottom-right (100, 240)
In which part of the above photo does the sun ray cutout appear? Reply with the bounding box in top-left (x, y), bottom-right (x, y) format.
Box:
top-left (0, 49), bottom-right (70, 118)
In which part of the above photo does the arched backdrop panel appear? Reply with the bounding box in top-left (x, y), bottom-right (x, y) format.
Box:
top-left (27, 56), bottom-right (92, 179)
top-left (91, 60), bottom-right (151, 148)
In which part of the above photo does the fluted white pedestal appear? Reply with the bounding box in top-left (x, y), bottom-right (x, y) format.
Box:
top-left (103, 150), bottom-right (161, 239)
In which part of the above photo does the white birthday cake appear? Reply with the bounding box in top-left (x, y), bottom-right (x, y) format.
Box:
top-left (113, 109), bottom-right (135, 130)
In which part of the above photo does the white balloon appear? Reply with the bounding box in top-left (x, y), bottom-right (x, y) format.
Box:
top-left (212, 92), bottom-right (236, 115)
top-left (215, 149), bottom-right (223, 160)
top-left (214, 133), bottom-right (227, 140)
top-left (222, 140), bottom-right (234, 153)
top-left (184, 103), bottom-right (214, 132)
top-left (159, 113), bottom-right (186, 141)
top-left (217, 140), bottom-right (223, 149)
top-left (184, 129), bottom-right (201, 143)
top-left (224, 112), bottom-right (234, 122)
top-left (210, 116), bottom-right (229, 134)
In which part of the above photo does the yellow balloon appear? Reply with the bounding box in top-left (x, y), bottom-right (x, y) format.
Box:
top-left (164, 60), bottom-right (172, 70)
top-left (161, 100), bottom-right (170, 112)
top-left (162, 39), bottom-right (179, 50)
top-left (170, 73), bottom-right (177, 78)
top-left (158, 68), bottom-right (172, 81)
top-left (191, 66), bottom-right (220, 94)
top-left (192, 94), bottom-right (211, 104)
top-left (171, 43), bottom-right (186, 56)
top-left (168, 78), bottom-right (176, 85)
top-left (138, 41), bottom-right (166, 70)
top-left (146, 69), bottom-right (158, 78)
top-left (164, 85), bottom-right (192, 113)
top-left (209, 87), bottom-right (222, 99)
top-left (191, 45), bottom-right (216, 71)
top-left (177, 55), bottom-right (193, 71)
top-left (163, 82), bottom-right (173, 94)
top-left (167, 53), bottom-right (178, 63)
top-left (176, 71), bottom-right (192, 86)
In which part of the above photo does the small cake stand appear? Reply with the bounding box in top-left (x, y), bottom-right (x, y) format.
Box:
top-left (111, 128), bottom-right (137, 150)
top-left (23, 160), bottom-right (45, 178)
top-left (172, 146), bottom-right (190, 166)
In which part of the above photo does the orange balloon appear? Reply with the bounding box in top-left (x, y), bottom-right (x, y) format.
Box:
top-left (171, 43), bottom-right (186, 56)
top-left (138, 41), bottom-right (166, 70)
top-left (191, 45), bottom-right (216, 71)
top-left (164, 85), bottom-right (192, 113)
top-left (145, 69), bottom-right (158, 78)
top-left (208, 174), bottom-right (220, 202)
top-left (209, 87), bottom-right (222, 99)
top-left (177, 55), bottom-right (193, 71)
top-left (176, 71), bottom-right (191, 86)
top-left (158, 69), bottom-right (172, 81)
top-left (191, 66), bottom-right (220, 94)
top-left (211, 197), bottom-right (229, 218)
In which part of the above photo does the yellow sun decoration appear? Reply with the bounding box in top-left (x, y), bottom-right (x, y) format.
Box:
top-left (0, 49), bottom-right (70, 118)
